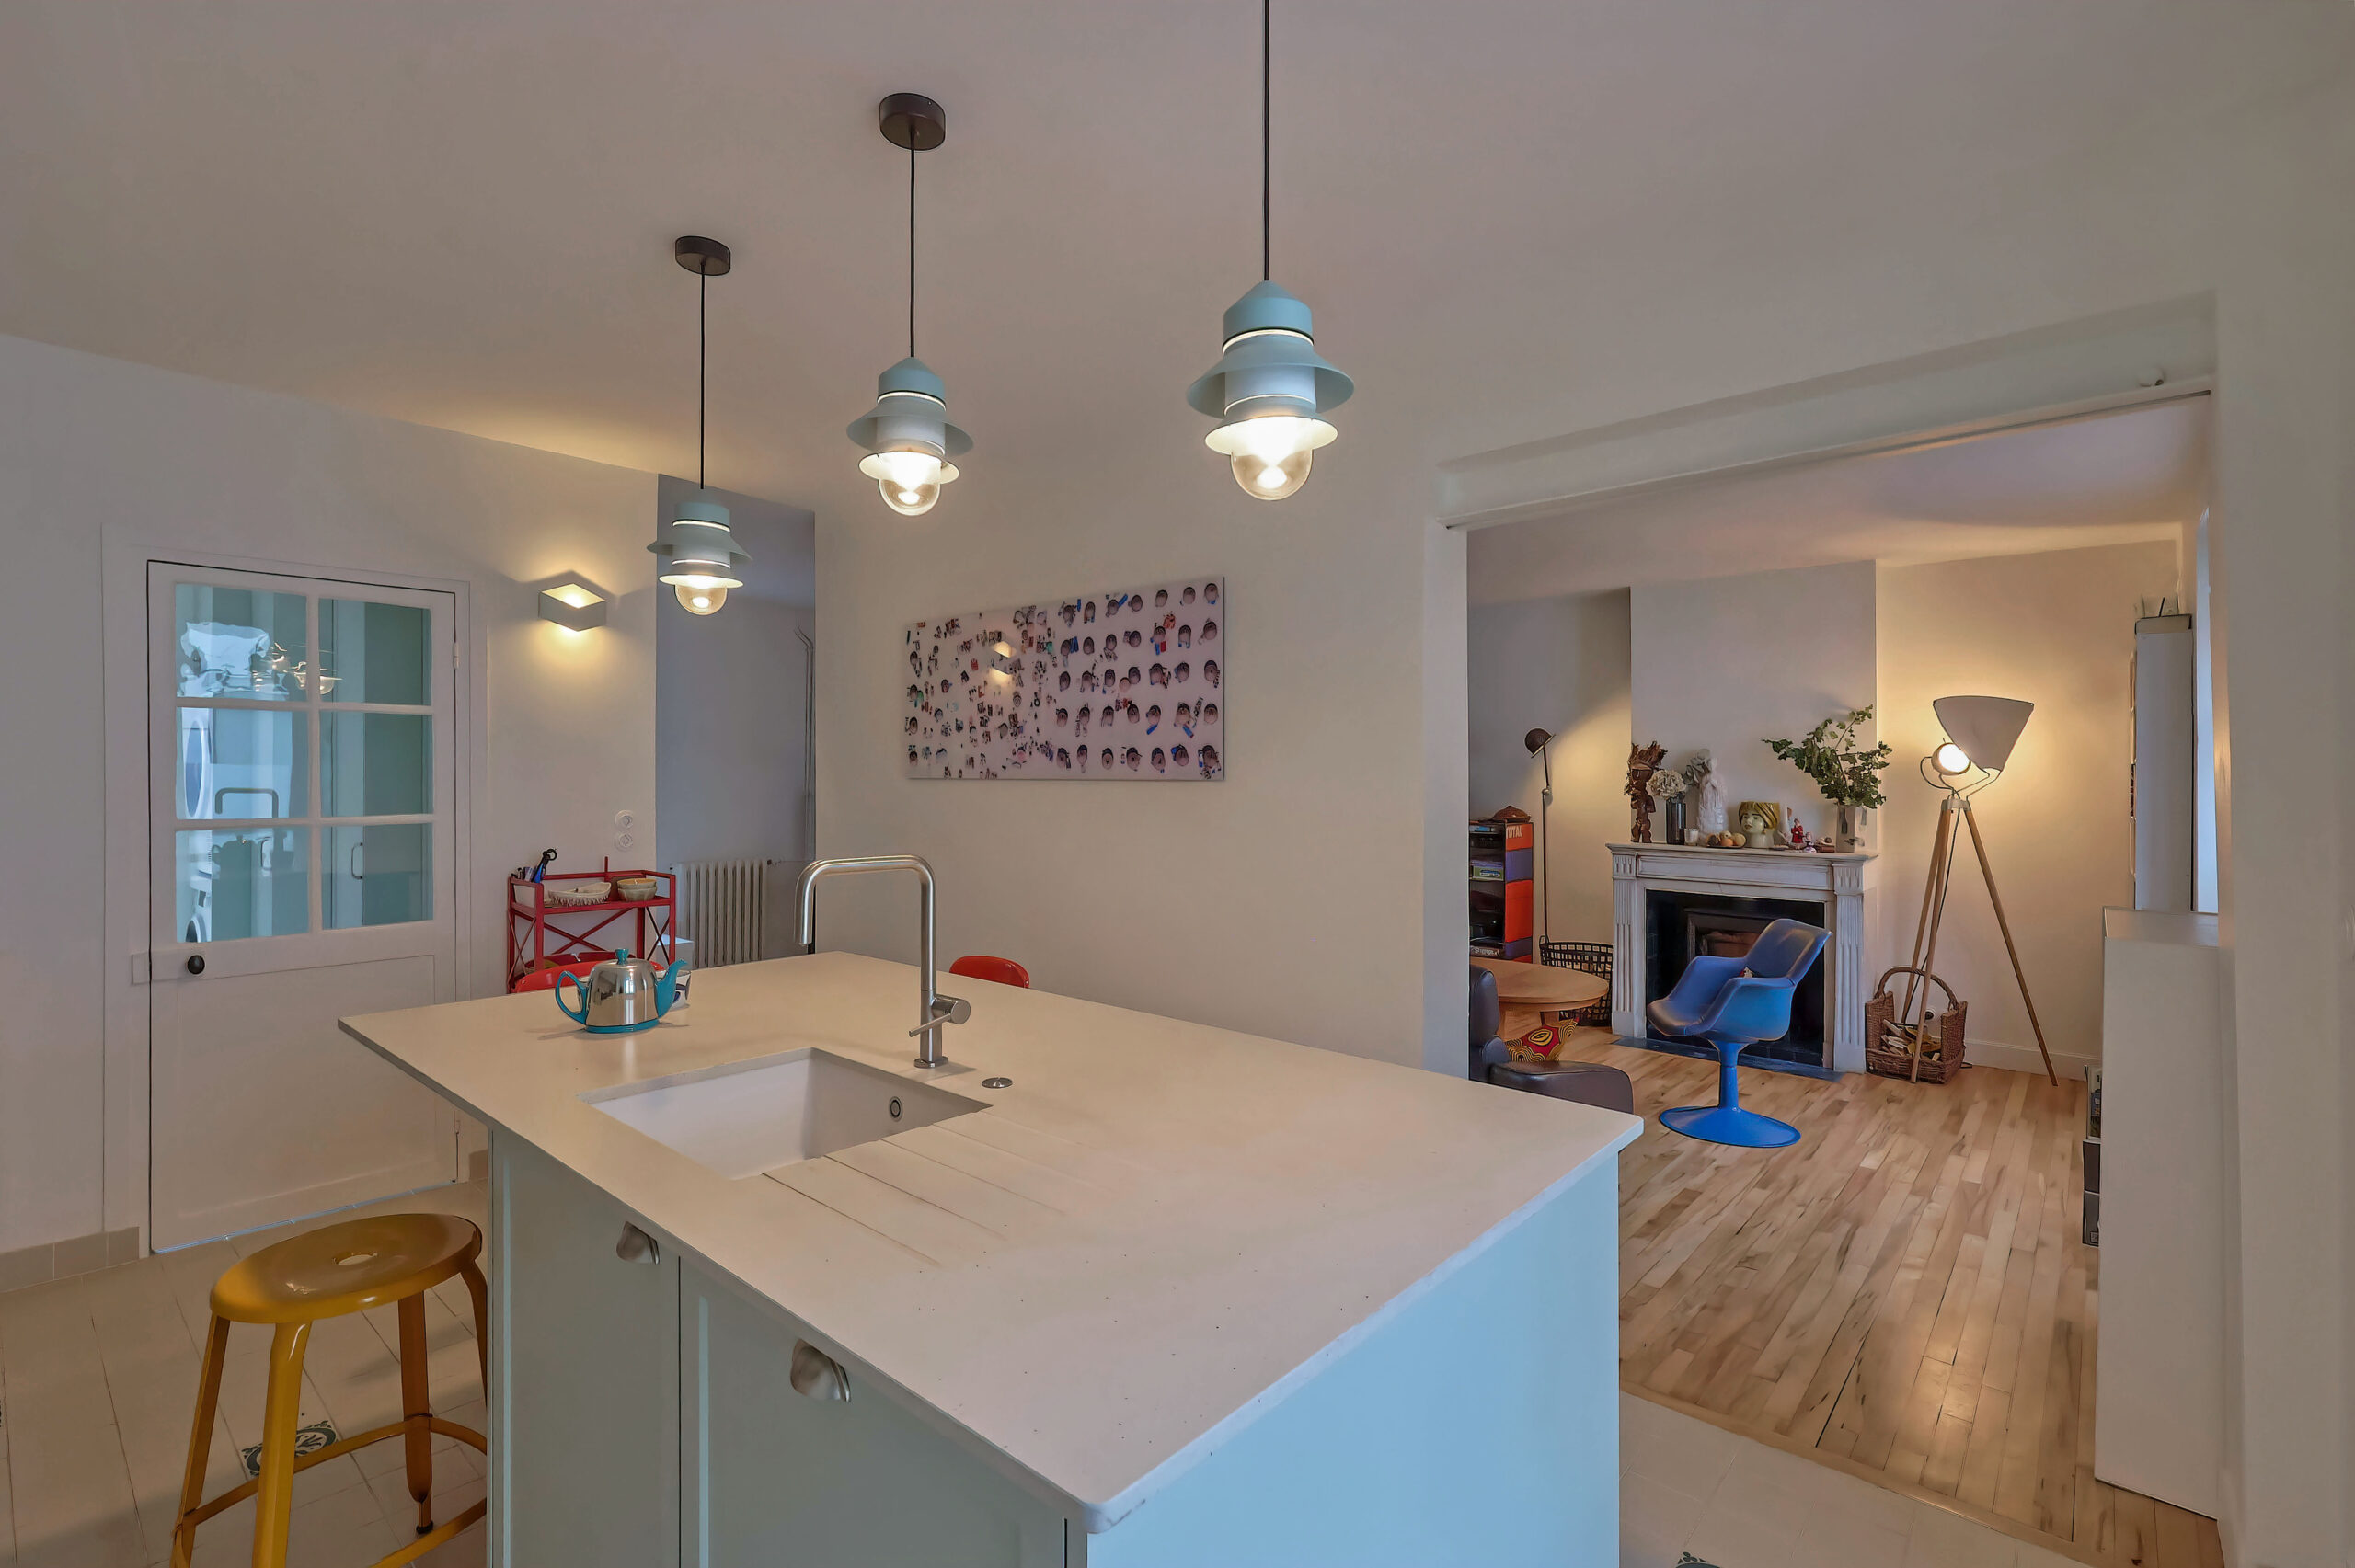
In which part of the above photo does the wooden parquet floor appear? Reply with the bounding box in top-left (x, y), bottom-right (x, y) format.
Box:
top-left (1525, 1020), bottom-right (2223, 1568)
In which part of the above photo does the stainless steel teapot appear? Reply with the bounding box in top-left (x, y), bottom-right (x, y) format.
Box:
top-left (552, 948), bottom-right (683, 1034)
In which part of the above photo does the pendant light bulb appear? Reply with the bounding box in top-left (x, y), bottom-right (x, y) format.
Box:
top-left (676, 583), bottom-right (729, 615)
top-left (1204, 411), bottom-right (1336, 502)
top-left (859, 448), bottom-right (959, 516)
top-left (1187, 6), bottom-right (1352, 501)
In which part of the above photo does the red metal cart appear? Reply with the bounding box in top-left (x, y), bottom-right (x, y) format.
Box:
top-left (506, 868), bottom-right (675, 992)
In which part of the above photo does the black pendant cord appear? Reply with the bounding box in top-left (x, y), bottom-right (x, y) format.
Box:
top-left (909, 142), bottom-right (919, 360)
top-left (1261, 0), bottom-right (1271, 280)
top-left (696, 268), bottom-right (707, 490)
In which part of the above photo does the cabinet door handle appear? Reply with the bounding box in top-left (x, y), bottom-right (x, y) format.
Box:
top-left (615, 1223), bottom-right (661, 1265)
top-left (789, 1340), bottom-right (851, 1402)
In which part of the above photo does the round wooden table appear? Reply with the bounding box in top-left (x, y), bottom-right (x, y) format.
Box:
top-left (1472, 956), bottom-right (1608, 1014)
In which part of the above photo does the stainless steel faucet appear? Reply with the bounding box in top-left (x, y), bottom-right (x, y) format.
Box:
top-left (794, 855), bottom-right (970, 1068)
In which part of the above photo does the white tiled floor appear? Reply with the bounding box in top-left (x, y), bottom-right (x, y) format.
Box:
top-left (3, 1185), bottom-right (2079, 1568)
top-left (0, 1184), bottom-right (488, 1568)
top-left (1622, 1393), bottom-right (2087, 1568)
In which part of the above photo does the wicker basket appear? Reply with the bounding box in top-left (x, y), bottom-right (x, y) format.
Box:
top-left (1864, 967), bottom-right (1970, 1083)
top-left (1539, 939), bottom-right (1613, 1027)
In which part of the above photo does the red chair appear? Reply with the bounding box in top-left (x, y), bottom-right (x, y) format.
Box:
top-left (948, 955), bottom-right (1030, 989)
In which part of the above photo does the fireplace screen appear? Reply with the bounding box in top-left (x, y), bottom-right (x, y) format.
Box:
top-left (1644, 889), bottom-right (1827, 1069)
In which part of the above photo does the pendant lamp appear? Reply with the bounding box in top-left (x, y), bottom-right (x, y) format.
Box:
top-left (649, 236), bottom-right (752, 615)
top-left (848, 94), bottom-right (971, 517)
top-left (1188, 0), bottom-right (1352, 501)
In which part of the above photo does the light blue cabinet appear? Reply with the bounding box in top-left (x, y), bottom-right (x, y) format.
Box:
top-left (679, 1255), bottom-right (1067, 1567)
top-left (492, 1134), bottom-right (681, 1568)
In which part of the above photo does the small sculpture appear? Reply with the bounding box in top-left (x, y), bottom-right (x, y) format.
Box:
top-left (1625, 740), bottom-right (1669, 843)
top-left (1693, 756), bottom-right (1729, 837)
top-left (1740, 805), bottom-right (1773, 849)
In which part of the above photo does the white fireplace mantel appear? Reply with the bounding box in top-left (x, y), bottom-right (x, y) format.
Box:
top-left (1608, 842), bottom-right (1878, 1073)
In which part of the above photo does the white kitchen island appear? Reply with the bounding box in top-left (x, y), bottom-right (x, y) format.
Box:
top-left (342, 951), bottom-right (1637, 1567)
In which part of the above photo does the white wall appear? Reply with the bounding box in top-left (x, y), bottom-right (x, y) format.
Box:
top-left (1629, 562), bottom-right (1878, 841)
top-left (1875, 542), bottom-right (2177, 1074)
top-left (1466, 591), bottom-right (1630, 944)
top-left (0, 331), bottom-right (661, 1256)
top-left (814, 391), bottom-right (1447, 1071)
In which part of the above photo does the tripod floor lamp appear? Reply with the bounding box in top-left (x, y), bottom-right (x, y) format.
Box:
top-left (1524, 728), bottom-right (1554, 946)
top-left (1900, 695), bottom-right (2058, 1086)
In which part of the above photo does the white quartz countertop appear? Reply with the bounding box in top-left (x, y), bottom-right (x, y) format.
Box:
top-left (342, 952), bottom-right (1637, 1530)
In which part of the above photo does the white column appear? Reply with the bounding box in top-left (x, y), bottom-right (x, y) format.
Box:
top-left (1828, 858), bottom-right (1868, 1072)
top-left (1610, 851), bottom-right (1643, 1039)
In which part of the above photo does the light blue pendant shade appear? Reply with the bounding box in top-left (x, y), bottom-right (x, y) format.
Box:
top-left (1187, 281), bottom-right (1353, 420)
top-left (1189, 281), bottom-right (1351, 500)
top-left (647, 491), bottom-right (751, 589)
top-left (848, 357), bottom-right (971, 516)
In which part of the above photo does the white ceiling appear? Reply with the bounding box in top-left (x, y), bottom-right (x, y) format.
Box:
top-left (1465, 395), bottom-right (2208, 604)
top-left (0, 4), bottom-right (2337, 506)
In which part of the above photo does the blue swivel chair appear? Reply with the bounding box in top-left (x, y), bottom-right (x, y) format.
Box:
top-left (1648, 919), bottom-right (1828, 1148)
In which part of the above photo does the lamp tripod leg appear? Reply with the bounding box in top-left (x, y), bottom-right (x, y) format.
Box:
top-left (1900, 802), bottom-right (1955, 1026)
top-left (1910, 807), bottom-right (1962, 1082)
top-left (1959, 800), bottom-right (2058, 1086)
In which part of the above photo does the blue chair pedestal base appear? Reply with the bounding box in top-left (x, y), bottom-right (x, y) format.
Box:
top-left (1660, 1103), bottom-right (1800, 1149)
top-left (1659, 1037), bottom-right (1803, 1149)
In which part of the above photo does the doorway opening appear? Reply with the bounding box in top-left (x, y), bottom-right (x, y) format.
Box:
top-left (1459, 389), bottom-right (2223, 1564)
top-left (653, 476), bottom-right (819, 968)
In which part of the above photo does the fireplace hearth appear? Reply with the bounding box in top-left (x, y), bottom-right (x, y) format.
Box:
top-left (1610, 841), bottom-right (1877, 1075)
top-left (1645, 889), bottom-right (1828, 1069)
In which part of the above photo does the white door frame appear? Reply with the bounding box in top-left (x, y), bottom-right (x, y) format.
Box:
top-left (102, 540), bottom-right (480, 1253)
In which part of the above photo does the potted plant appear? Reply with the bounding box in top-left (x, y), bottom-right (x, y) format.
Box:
top-left (1763, 707), bottom-right (1890, 851)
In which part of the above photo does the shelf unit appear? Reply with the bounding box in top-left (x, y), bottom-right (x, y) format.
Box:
top-left (507, 870), bottom-right (675, 991)
top-left (1469, 818), bottom-right (1534, 960)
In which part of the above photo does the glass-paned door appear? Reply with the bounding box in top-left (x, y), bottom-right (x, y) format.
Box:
top-left (148, 564), bottom-right (460, 1248)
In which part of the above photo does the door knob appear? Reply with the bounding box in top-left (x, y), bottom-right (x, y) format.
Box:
top-left (184, 954), bottom-right (206, 976)
top-left (789, 1340), bottom-right (850, 1402)
top-left (615, 1223), bottom-right (661, 1265)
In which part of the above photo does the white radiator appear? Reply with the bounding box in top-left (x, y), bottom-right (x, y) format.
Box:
top-left (674, 859), bottom-right (767, 968)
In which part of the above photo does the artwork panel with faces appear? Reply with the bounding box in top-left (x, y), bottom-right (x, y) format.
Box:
top-left (906, 577), bottom-right (1223, 780)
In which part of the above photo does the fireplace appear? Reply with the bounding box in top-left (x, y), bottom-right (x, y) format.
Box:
top-left (1645, 889), bottom-right (1828, 1069)
top-left (1609, 841), bottom-right (1876, 1074)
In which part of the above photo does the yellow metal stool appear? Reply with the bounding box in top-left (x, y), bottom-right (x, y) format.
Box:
top-left (170, 1213), bottom-right (489, 1568)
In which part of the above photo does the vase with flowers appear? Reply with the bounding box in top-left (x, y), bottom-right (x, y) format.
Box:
top-left (1646, 765), bottom-right (1689, 844)
top-left (1763, 707), bottom-right (1890, 852)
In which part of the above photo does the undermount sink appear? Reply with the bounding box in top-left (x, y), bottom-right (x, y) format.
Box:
top-left (580, 1047), bottom-right (986, 1179)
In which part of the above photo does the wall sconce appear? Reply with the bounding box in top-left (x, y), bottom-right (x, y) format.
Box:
top-left (539, 582), bottom-right (608, 633)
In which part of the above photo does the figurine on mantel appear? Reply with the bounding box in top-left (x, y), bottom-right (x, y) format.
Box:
top-left (1625, 740), bottom-right (1668, 842)
top-left (1689, 751), bottom-right (1729, 839)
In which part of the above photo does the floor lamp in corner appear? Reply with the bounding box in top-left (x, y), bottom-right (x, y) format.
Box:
top-left (1524, 728), bottom-right (1554, 950)
top-left (1901, 695), bottom-right (2059, 1085)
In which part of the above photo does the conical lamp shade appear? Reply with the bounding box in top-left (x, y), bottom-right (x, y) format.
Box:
top-left (1933, 695), bottom-right (2034, 774)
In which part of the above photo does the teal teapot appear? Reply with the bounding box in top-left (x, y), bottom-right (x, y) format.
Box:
top-left (553, 948), bottom-right (683, 1034)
